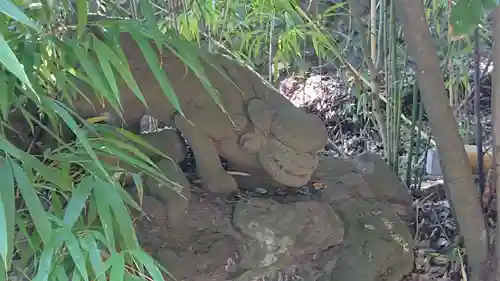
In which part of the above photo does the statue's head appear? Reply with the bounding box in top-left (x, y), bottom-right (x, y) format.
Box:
top-left (241, 99), bottom-right (327, 187)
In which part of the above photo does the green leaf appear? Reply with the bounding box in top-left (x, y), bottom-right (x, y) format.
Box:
top-left (99, 178), bottom-right (139, 249)
top-left (54, 266), bottom-right (70, 281)
top-left (96, 125), bottom-right (169, 160)
top-left (63, 176), bottom-right (94, 228)
top-left (129, 250), bottom-right (166, 281)
top-left (0, 157), bottom-right (14, 268)
top-left (131, 173), bottom-right (144, 206)
top-left (94, 137), bottom-right (158, 173)
top-left (164, 36), bottom-right (225, 109)
top-left (63, 228), bottom-right (89, 281)
top-left (33, 231), bottom-right (61, 281)
top-left (12, 162), bottom-right (53, 244)
top-left (70, 42), bottom-right (121, 114)
top-left (72, 267), bottom-right (83, 281)
top-left (450, 0), bottom-right (496, 36)
top-left (88, 139), bottom-right (182, 194)
top-left (86, 195), bottom-right (99, 226)
top-left (94, 49), bottom-right (120, 110)
top-left (0, 255), bottom-right (5, 281)
top-left (124, 273), bottom-right (145, 281)
top-left (114, 182), bottom-right (142, 213)
top-left (0, 194), bottom-right (8, 270)
top-left (127, 30), bottom-right (185, 116)
top-left (139, 0), bottom-right (157, 31)
top-left (92, 185), bottom-right (116, 250)
top-left (81, 234), bottom-right (107, 281)
top-left (42, 97), bottom-right (110, 182)
top-left (0, 0), bottom-right (39, 30)
top-left (0, 73), bottom-right (11, 120)
top-left (482, 0), bottom-right (497, 10)
top-left (0, 133), bottom-right (64, 187)
top-left (109, 252), bottom-right (125, 281)
top-left (50, 190), bottom-right (65, 217)
top-left (15, 212), bottom-right (37, 267)
top-left (0, 33), bottom-right (34, 91)
top-left (93, 38), bottom-right (147, 109)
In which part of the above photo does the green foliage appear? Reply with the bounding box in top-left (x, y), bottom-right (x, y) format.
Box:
top-left (0, 1), bottom-right (231, 280)
top-left (0, 0), bottom-right (494, 280)
top-left (450, 0), bottom-right (497, 36)
top-left (158, 0), bottom-right (348, 80)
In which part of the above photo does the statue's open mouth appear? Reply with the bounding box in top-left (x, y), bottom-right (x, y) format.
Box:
top-left (258, 142), bottom-right (318, 187)
top-left (268, 156), bottom-right (309, 179)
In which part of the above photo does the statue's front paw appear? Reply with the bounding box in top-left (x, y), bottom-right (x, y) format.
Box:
top-left (203, 172), bottom-right (238, 193)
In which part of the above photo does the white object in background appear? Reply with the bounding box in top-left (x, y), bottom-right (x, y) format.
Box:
top-left (426, 147), bottom-right (443, 176)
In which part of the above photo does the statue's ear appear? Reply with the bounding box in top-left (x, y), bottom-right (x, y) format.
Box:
top-left (246, 98), bottom-right (276, 134)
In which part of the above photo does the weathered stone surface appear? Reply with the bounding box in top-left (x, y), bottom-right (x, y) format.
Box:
top-left (231, 199), bottom-right (344, 281)
top-left (313, 153), bottom-right (414, 223)
top-left (135, 153), bottom-right (414, 281)
top-left (137, 194), bottom-right (241, 281)
top-left (313, 154), bottom-right (414, 281)
top-left (319, 198), bottom-right (413, 281)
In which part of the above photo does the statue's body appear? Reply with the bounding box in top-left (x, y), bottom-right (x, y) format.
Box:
top-left (75, 32), bottom-right (328, 195)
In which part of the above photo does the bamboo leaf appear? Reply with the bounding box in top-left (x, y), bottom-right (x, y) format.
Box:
top-left (0, 136), bottom-right (66, 187)
top-left (139, 0), bottom-right (157, 31)
top-left (33, 231), bottom-right (60, 281)
top-left (63, 228), bottom-right (89, 281)
top-left (70, 42), bottom-right (121, 114)
top-left (86, 193), bottom-right (98, 226)
top-left (114, 182), bottom-right (142, 213)
top-left (0, 255), bottom-right (5, 281)
top-left (42, 97), bottom-right (110, 182)
top-left (95, 125), bottom-right (170, 160)
top-left (0, 157), bottom-right (14, 269)
top-left (15, 212), bottom-right (37, 265)
top-left (98, 178), bottom-right (139, 249)
top-left (450, 0), bottom-right (496, 36)
top-left (92, 185), bottom-right (116, 250)
top-left (81, 234), bottom-right (107, 281)
top-left (131, 173), bottom-right (144, 206)
top-left (129, 250), bottom-right (166, 281)
top-left (109, 252), bottom-right (125, 281)
top-left (72, 267), bottom-right (83, 281)
top-left (127, 30), bottom-right (184, 116)
top-left (164, 36), bottom-right (225, 109)
top-left (54, 266), bottom-right (69, 281)
top-left (0, 33), bottom-right (34, 91)
top-left (0, 195), bottom-right (8, 270)
top-left (124, 273), bottom-right (145, 281)
top-left (93, 38), bottom-right (147, 108)
top-left (12, 162), bottom-right (53, 244)
top-left (0, 0), bottom-right (39, 30)
top-left (50, 190), bottom-right (65, 217)
top-left (94, 50), bottom-right (120, 108)
top-left (63, 176), bottom-right (94, 228)
top-left (0, 73), bottom-right (11, 120)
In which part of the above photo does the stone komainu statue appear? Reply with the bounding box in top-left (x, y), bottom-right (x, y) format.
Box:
top-left (74, 31), bottom-right (328, 195)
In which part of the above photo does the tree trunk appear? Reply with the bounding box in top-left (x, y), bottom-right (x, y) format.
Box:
top-left (393, 0), bottom-right (488, 280)
top-left (492, 6), bottom-right (500, 280)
